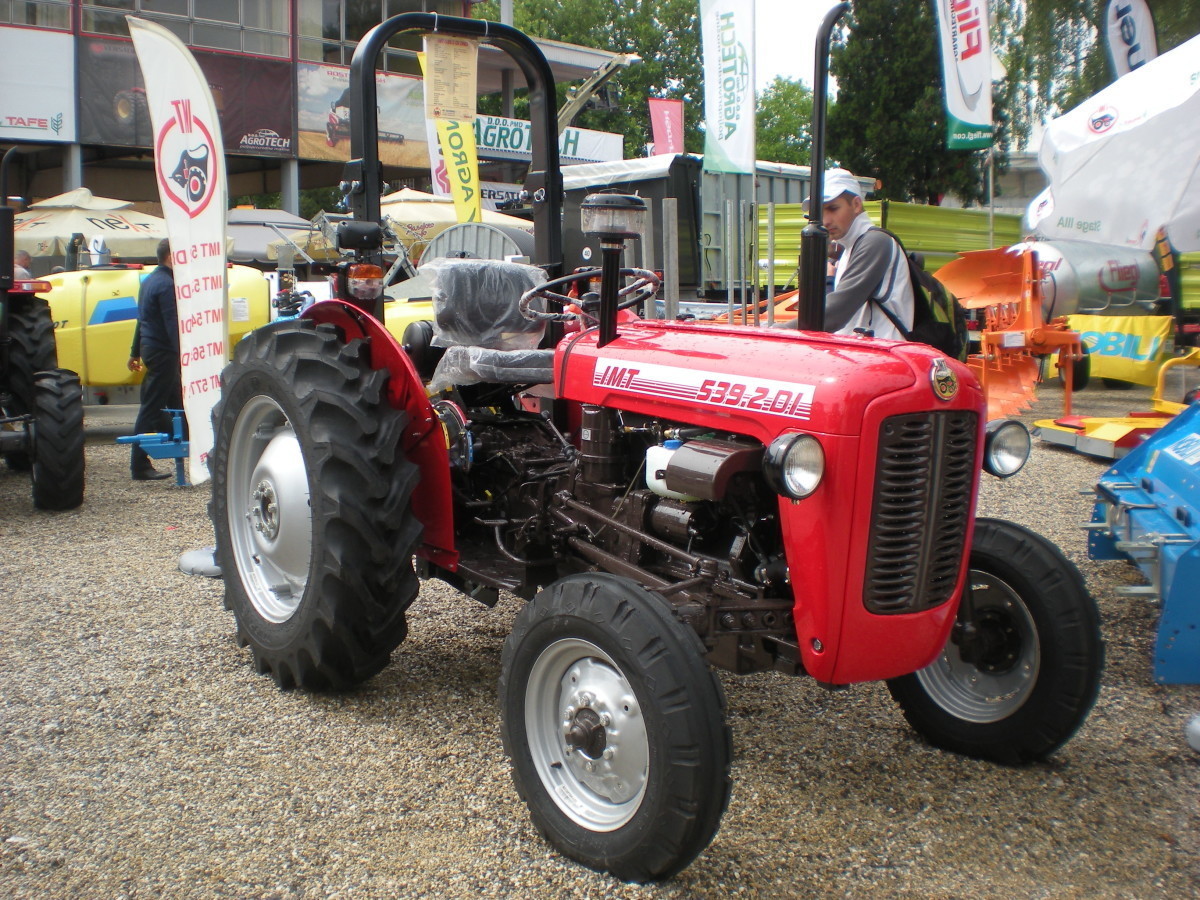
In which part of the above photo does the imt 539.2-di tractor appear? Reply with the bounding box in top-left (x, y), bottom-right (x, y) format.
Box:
top-left (207, 14), bottom-right (1104, 882)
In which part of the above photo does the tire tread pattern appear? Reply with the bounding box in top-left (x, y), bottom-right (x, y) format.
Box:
top-left (888, 517), bottom-right (1104, 764)
top-left (209, 320), bottom-right (422, 690)
top-left (499, 573), bottom-right (732, 882)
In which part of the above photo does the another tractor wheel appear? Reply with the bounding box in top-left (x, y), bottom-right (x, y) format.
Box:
top-left (1101, 377), bottom-right (1134, 390)
top-left (30, 369), bottom-right (85, 510)
top-left (1068, 349), bottom-right (1090, 391)
top-left (888, 518), bottom-right (1103, 765)
top-left (2, 295), bottom-right (58, 472)
top-left (208, 319), bottom-right (422, 690)
top-left (499, 573), bottom-right (732, 882)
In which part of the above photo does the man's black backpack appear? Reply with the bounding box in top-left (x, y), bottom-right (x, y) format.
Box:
top-left (867, 226), bottom-right (970, 362)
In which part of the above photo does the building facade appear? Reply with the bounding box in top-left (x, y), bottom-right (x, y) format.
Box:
top-left (0, 1), bottom-right (622, 211)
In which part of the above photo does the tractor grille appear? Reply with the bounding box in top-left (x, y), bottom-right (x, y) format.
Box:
top-left (863, 411), bottom-right (978, 614)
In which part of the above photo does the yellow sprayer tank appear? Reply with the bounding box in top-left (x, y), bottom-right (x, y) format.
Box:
top-left (39, 264), bottom-right (270, 386)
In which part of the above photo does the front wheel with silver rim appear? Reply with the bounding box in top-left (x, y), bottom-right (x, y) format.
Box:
top-left (208, 319), bottom-right (422, 690)
top-left (499, 574), bottom-right (731, 882)
top-left (888, 517), bottom-right (1104, 765)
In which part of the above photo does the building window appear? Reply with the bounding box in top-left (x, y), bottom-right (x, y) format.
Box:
top-left (297, 0), bottom-right (470, 65)
top-left (80, 1), bottom-right (292, 58)
top-left (1, 0), bottom-right (73, 30)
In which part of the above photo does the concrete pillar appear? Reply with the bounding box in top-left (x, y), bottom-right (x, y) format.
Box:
top-left (280, 159), bottom-right (300, 214)
top-left (63, 143), bottom-right (84, 191)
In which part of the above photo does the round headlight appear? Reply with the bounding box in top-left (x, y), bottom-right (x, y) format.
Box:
top-left (763, 433), bottom-right (825, 499)
top-left (983, 419), bottom-right (1031, 478)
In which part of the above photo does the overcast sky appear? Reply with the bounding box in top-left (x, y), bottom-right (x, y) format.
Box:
top-left (754, 0), bottom-right (843, 91)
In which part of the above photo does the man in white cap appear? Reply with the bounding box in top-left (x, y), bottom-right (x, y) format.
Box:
top-left (810, 168), bottom-right (913, 340)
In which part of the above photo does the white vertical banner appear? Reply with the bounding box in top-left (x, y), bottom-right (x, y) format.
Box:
top-left (1105, 0), bottom-right (1158, 78)
top-left (932, 0), bottom-right (993, 149)
top-left (701, 0), bottom-right (756, 174)
top-left (127, 17), bottom-right (229, 484)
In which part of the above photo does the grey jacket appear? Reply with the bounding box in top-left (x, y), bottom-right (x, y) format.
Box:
top-left (825, 212), bottom-right (914, 340)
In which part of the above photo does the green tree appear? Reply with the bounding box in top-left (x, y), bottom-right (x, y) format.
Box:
top-left (827, 0), bottom-right (988, 204)
top-left (474, 0), bottom-right (703, 158)
top-left (755, 78), bottom-right (815, 165)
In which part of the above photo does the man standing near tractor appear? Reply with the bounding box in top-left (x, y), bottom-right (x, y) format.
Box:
top-left (816, 168), bottom-right (915, 340)
top-left (126, 238), bottom-right (179, 481)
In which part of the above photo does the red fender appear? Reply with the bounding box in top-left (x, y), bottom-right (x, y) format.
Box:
top-left (303, 300), bottom-right (457, 569)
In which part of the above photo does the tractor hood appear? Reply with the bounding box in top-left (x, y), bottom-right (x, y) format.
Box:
top-left (556, 320), bottom-right (973, 443)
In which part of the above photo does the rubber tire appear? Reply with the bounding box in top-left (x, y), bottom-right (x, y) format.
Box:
top-left (30, 369), bottom-right (85, 510)
top-left (499, 573), bottom-right (732, 882)
top-left (887, 518), bottom-right (1103, 765)
top-left (1101, 377), bottom-right (1134, 390)
top-left (208, 319), bottom-right (422, 690)
top-left (1069, 349), bottom-right (1090, 392)
top-left (2, 295), bottom-right (58, 472)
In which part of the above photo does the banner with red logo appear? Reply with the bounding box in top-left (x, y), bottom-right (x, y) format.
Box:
top-left (648, 98), bottom-right (684, 155)
top-left (1025, 34), bottom-right (1200, 253)
top-left (1105, 0), bottom-right (1157, 78)
top-left (128, 17), bottom-right (229, 484)
top-left (932, 0), bottom-right (993, 149)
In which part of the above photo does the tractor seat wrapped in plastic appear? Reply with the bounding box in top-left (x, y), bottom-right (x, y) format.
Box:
top-left (425, 257), bottom-right (555, 392)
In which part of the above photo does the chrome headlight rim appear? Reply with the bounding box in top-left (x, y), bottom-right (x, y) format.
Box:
top-left (983, 419), bottom-right (1031, 478)
top-left (763, 433), bottom-right (825, 499)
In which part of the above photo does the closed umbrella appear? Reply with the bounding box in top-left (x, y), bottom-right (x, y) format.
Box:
top-left (227, 207), bottom-right (313, 265)
top-left (14, 188), bottom-right (168, 259)
top-left (1026, 34), bottom-right (1200, 253)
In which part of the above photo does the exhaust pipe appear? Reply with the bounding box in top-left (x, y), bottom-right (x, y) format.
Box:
top-left (797, 3), bottom-right (850, 333)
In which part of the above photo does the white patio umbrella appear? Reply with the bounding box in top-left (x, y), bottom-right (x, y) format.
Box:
top-left (1026, 34), bottom-right (1200, 252)
top-left (13, 188), bottom-right (168, 258)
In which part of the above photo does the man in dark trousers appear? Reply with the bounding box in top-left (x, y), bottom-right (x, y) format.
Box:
top-left (126, 238), bottom-right (179, 481)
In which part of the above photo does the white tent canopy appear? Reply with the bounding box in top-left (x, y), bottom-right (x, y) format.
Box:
top-left (1027, 34), bottom-right (1200, 253)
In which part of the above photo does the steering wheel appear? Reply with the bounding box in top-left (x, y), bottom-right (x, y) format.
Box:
top-left (520, 267), bottom-right (662, 323)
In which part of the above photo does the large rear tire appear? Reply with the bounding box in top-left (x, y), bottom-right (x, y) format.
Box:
top-left (208, 319), bottom-right (422, 690)
top-left (30, 369), bottom-right (85, 510)
top-left (2, 295), bottom-right (58, 472)
top-left (499, 574), bottom-right (732, 882)
top-left (887, 518), bottom-right (1103, 764)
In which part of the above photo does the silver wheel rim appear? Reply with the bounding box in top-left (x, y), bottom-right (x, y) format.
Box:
top-left (915, 571), bottom-right (1040, 723)
top-left (525, 638), bottom-right (649, 832)
top-left (226, 394), bottom-right (312, 624)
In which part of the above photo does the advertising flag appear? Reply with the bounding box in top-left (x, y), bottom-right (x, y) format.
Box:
top-left (932, 0), bottom-right (993, 149)
top-left (127, 17), bottom-right (228, 484)
top-left (1105, 0), bottom-right (1158, 78)
top-left (701, 0), bottom-right (755, 174)
top-left (424, 36), bottom-right (482, 223)
top-left (649, 98), bottom-right (685, 155)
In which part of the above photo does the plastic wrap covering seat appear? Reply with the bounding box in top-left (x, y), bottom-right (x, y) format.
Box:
top-left (428, 346), bottom-right (555, 394)
top-left (426, 257), bottom-right (548, 351)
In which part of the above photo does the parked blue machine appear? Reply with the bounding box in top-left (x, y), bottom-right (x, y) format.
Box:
top-left (1088, 401), bottom-right (1200, 684)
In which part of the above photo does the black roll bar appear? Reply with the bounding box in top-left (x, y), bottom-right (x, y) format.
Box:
top-left (345, 14), bottom-right (562, 277)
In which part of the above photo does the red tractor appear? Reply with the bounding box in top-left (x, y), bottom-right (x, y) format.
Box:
top-left (207, 14), bottom-right (1103, 882)
top-left (1, 149), bottom-right (85, 511)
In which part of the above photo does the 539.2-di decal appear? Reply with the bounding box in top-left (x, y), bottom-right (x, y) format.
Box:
top-left (593, 358), bottom-right (816, 419)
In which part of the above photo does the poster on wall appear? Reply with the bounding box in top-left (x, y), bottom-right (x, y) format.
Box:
top-left (77, 35), bottom-right (293, 156)
top-left (296, 62), bottom-right (429, 166)
top-left (0, 27), bottom-right (76, 143)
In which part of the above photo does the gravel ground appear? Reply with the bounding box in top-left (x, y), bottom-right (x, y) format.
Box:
top-left (2, 377), bottom-right (1199, 899)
